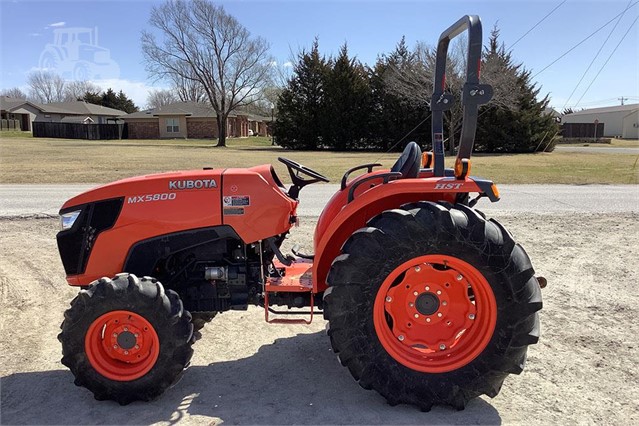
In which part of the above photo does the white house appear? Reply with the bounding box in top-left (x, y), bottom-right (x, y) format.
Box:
top-left (562, 104), bottom-right (639, 138)
top-left (622, 109), bottom-right (639, 139)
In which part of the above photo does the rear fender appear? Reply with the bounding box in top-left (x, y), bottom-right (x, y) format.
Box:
top-left (314, 170), bottom-right (391, 246)
top-left (312, 177), bottom-right (495, 293)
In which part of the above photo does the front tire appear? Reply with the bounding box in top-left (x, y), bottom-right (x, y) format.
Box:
top-left (324, 202), bottom-right (542, 410)
top-left (58, 274), bottom-right (194, 405)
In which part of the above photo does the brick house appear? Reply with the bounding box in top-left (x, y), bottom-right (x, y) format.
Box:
top-left (121, 101), bottom-right (264, 139)
top-left (248, 114), bottom-right (271, 136)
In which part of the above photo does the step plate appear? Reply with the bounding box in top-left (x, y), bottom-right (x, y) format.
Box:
top-left (266, 259), bottom-right (313, 293)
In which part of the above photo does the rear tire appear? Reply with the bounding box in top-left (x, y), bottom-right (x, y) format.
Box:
top-left (324, 201), bottom-right (542, 410)
top-left (58, 274), bottom-right (194, 405)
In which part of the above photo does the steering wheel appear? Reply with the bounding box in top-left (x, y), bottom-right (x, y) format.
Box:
top-left (278, 157), bottom-right (330, 199)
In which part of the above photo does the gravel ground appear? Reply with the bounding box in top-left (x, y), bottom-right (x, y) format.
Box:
top-left (1, 213), bottom-right (638, 425)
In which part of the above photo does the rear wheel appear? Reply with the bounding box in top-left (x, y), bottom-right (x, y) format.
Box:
top-left (324, 201), bottom-right (542, 410)
top-left (58, 274), bottom-right (194, 405)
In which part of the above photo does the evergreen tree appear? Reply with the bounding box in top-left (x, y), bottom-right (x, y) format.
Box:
top-left (79, 88), bottom-right (139, 113)
top-left (369, 37), bottom-right (431, 151)
top-left (116, 90), bottom-right (139, 113)
top-left (475, 27), bottom-right (559, 152)
top-left (322, 44), bottom-right (371, 150)
top-left (81, 91), bottom-right (102, 105)
top-left (101, 88), bottom-right (119, 110)
top-left (274, 39), bottom-right (330, 149)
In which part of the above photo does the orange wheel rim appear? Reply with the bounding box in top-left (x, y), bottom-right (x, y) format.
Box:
top-left (373, 255), bottom-right (497, 373)
top-left (85, 310), bottom-right (160, 381)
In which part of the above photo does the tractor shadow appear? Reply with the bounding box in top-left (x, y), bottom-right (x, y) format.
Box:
top-left (1, 332), bottom-right (501, 425)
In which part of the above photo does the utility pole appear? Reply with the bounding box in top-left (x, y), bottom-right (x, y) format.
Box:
top-left (619, 96), bottom-right (628, 105)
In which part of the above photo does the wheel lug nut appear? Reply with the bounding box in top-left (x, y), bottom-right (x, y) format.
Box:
top-left (413, 291), bottom-right (418, 296)
top-left (124, 350), bottom-right (129, 355)
top-left (415, 266), bottom-right (421, 272)
top-left (112, 333), bottom-right (118, 337)
top-left (425, 286), bottom-right (430, 291)
top-left (442, 301), bottom-right (447, 306)
top-left (414, 313), bottom-right (419, 318)
top-left (134, 333), bottom-right (139, 337)
top-left (456, 274), bottom-right (463, 281)
top-left (436, 290), bottom-right (442, 295)
top-left (409, 302), bottom-right (414, 307)
top-left (398, 335), bottom-right (405, 341)
top-left (469, 313), bottom-right (476, 320)
top-left (113, 345), bottom-right (118, 349)
top-left (437, 313), bottom-right (443, 317)
top-left (426, 318), bottom-right (431, 322)
top-left (439, 344), bottom-right (446, 350)
top-left (124, 327), bottom-right (128, 332)
top-left (385, 296), bottom-right (392, 302)
top-left (135, 345), bottom-right (139, 349)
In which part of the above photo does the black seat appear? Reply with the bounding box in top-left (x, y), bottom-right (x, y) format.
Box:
top-left (391, 141), bottom-right (422, 179)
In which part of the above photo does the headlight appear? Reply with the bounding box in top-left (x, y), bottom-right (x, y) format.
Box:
top-left (60, 210), bottom-right (81, 230)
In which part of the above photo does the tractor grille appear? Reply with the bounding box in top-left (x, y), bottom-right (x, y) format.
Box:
top-left (57, 198), bottom-right (123, 276)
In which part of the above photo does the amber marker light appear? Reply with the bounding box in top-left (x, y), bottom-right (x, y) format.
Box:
top-left (454, 158), bottom-right (471, 179)
top-left (491, 184), bottom-right (500, 199)
top-left (422, 152), bottom-right (434, 168)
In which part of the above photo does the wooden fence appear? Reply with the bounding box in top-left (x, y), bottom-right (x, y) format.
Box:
top-left (33, 122), bottom-right (127, 140)
top-left (562, 122), bottom-right (605, 139)
top-left (0, 119), bottom-right (21, 131)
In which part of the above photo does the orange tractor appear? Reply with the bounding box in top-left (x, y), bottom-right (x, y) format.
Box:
top-left (57, 16), bottom-right (542, 410)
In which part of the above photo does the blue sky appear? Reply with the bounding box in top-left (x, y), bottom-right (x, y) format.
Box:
top-left (1, 0), bottom-right (637, 110)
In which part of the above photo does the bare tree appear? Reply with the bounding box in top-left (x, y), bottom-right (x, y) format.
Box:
top-left (170, 63), bottom-right (207, 103)
top-left (146, 89), bottom-right (178, 109)
top-left (1, 87), bottom-right (28, 99)
top-left (262, 85), bottom-right (282, 113)
top-left (27, 71), bottom-right (66, 103)
top-left (141, 0), bottom-right (273, 146)
top-left (64, 80), bottom-right (102, 102)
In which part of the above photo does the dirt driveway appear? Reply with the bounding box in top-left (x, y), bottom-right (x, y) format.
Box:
top-left (1, 212), bottom-right (638, 425)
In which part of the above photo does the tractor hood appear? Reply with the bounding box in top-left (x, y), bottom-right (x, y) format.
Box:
top-left (60, 169), bottom-right (223, 211)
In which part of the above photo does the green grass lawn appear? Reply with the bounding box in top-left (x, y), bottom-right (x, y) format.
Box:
top-left (0, 136), bottom-right (637, 184)
top-left (0, 131), bottom-right (33, 138)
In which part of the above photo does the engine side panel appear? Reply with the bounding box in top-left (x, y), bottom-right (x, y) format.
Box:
top-left (61, 170), bottom-right (223, 285)
top-left (222, 165), bottom-right (298, 244)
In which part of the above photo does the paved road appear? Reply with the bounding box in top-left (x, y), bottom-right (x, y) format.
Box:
top-left (1, 183), bottom-right (638, 218)
top-left (555, 146), bottom-right (639, 154)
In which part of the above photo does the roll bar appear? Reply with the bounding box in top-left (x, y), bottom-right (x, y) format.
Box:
top-left (430, 15), bottom-right (493, 176)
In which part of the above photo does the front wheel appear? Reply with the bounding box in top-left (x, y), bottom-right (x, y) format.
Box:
top-left (324, 202), bottom-right (542, 410)
top-left (58, 274), bottom-right (194, 405)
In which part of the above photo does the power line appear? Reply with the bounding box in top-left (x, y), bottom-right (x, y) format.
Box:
top-left (562, 0), bottom-right (632, 109)
top-left (531, 1), bottom-right (639, 80)
top-left (511, 1), bottom-right (567, 48)
top-left (575, 15), bottom-right (639, 107)
top-left (570, 97), bottom-right (626, 107)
